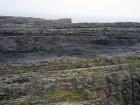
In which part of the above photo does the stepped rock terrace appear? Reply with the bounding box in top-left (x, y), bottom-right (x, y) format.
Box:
top-left (0, 16), bottom-right (140, 105)
top-left (0, 16), bottom-right (140, 63)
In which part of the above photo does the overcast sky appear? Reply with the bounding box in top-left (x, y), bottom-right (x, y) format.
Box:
top-left (0, 0), bottom-right (140, 22)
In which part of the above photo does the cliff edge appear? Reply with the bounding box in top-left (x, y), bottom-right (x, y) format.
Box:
top-left (0, 16), bottom-right (140, 63)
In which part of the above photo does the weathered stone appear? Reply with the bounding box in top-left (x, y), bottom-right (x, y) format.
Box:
top-left (0, 16), bottom-right (140, 105)
top-left (106, 71), bottom-right (130, 85)
top-left (0, 16), bottom-right (140, 64)
top-left (43, 83), bottom-right (56, 92)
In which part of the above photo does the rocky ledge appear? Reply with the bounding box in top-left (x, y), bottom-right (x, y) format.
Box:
top-left (0, 16), bottom-right (140, 63)
top-left (1, 16), bottom-right (140, 105)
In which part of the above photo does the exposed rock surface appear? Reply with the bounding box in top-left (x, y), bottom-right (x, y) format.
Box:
top-left (1, 16), bottom-right (140, 105)
top-left (0, 16), bottom-right (140, 63)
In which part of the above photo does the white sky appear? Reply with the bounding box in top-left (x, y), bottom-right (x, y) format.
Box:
top-left (0, 0), bottom-right (140, 22)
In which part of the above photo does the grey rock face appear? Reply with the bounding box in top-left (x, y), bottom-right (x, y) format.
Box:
top-left (0, 16), bottom-right (140, 63)
top-left (0, 37), bottom-right (17, 51)
top-left (1, 16), bottom-right (140, 105)
top-left (0, 16), bottom-right (71, 29)
top-left (43, 83), bottom-right (56, 92)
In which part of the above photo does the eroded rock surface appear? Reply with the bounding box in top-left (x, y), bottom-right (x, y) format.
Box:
top-left (1, 16), bottom-right (140, 105)
top-left (0, 16), bottom-right (140, 63)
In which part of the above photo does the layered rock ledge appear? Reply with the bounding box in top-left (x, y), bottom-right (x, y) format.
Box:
top-left (1, 16), bottom-right (140, 105)
top-left (0, 16), bottom-right (140, 63)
